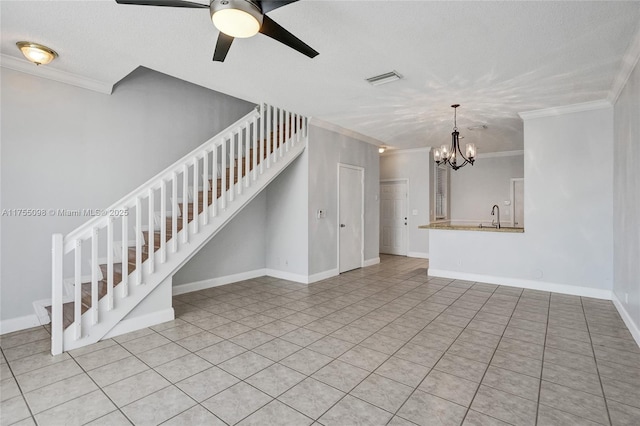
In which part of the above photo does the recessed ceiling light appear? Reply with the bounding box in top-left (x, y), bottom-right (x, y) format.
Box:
top-left (16, 41), bottom-right (58, 65)
top-left (378, 146), bottom-right (387, 153)
top-left (366, 71), bottom-right (402, 86)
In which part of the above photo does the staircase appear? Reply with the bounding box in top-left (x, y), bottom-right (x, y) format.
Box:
top-left (50, 103), bottom-right (307, 354)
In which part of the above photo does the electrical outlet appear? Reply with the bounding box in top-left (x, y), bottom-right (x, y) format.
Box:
top-left (412, 209), bottom-right (418, 216)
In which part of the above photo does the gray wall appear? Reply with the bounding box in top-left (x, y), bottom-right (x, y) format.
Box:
top-left (379, 150), bottom-right (431, 257)
top-left (0, 66), bottom-right (254, 321)
top-left (308, 125), bottom-right (380, 275)
top-left (172, 192), bottom-right (267, 284)
top-left (266, 151), bottom-right (310, 276)
top-left (613, 56), bottom-right (640, 337)
top-left (450, 154), bottom-right (524, 224)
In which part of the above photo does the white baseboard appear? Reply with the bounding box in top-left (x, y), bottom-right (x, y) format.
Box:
top-left (172, 269), bottom-right (267, 295)
top-left (308, 268), bottom-right (339, 284)
top-left (363, 257), bottom-right (380, 267)
top-left (103, 308), bottom-right (175, 339)
top-left (427, 269), bottom-right (613, 300)
top-left (611, 292), bottom-right (640, 348)
top-left (407, 252), bottom-right (429, 259)
top-left (265, 269), bottom-right (310, 284)
top-left (0, 314), bottom-right (41, 335)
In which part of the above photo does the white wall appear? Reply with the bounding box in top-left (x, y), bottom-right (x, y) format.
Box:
top-left (0, 66), bottom-right (254, 321)
top-left (613, 56), bottom-right (640, 341)
top-left (380, 149), bottom-right (431, 257)
top-left (450, 154), bottom-right (524, 225)
top-left (308, 124), bottom-right (380, 276)
top-left (430, 105), bottom-right (614, 298)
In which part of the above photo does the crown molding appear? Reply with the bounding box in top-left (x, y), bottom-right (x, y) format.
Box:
top-left (608, 23), bottom-right (640, 104)
top-left (476, 150), bottom-right (524, 159)
top-left (309, 118), bottom-right (385, 147)
top-left (0, 54), bottom-right (113, 95)
top-left (381, 147), bottom-right (431, 156)
top-left (518, 100), bottom-right (612, 120)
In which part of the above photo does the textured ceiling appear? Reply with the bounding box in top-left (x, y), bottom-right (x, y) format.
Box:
top-left (2, 1), bottom-right (639, 153)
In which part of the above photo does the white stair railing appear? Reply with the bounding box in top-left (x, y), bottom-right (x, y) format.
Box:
top-left (51, 103), bottom-right (307, 355)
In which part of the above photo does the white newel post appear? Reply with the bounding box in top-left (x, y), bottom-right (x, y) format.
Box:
top-left (51, 234), bottom-right (63, 355)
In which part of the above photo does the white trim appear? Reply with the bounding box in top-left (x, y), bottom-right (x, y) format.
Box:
top-left (476, 150), bottom-right (524, 159)
top-left (0, 54), bottom-right (113, 94)
top-left (0, 314), bottom-right (41, 335)
top-left (308, 268), bottom-right (339, 284)
top-left (265, 269), bottom-right (309, 284)
top-left (428, 269), bottom-right (612, 300)
top-left (609, 23), bottom-right (640, 104)
top-left (309, 118), bottom-right (385, 147)
top-left (103, 308), bottom-right (175, 339)
top-left (381, 147), bottom-right (432, 156)
top-left (337, 163), bottom-right (365, 273)
top-left (172, 269), bottom-right (267, 295)
top-left (518, 100), bottom-right (612, 120)
top-left (407, 252), bottom-right (429, 259)
top-left (611, 292), bottom-right (640, 348)
top-left (363, 257), bottom-right (380, 267)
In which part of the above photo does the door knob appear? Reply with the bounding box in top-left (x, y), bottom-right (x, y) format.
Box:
top-left (340, 224), bottom-right (346, 228)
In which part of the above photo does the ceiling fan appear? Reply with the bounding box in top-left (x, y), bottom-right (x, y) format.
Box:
top-left (115, 0), bottom-right (319, 62)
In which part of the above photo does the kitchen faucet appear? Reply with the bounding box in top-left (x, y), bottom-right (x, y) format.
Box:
top-left (491, 204), bottom-right (501, 229)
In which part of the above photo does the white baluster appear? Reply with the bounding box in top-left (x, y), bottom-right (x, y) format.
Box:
top-left (286, 110), bottom-right (291, 152)
top-left (182, 164), bottom-right (189, 244)
top-left (266, 105), bottom-right (271, 169)
top-left (244, 122), bottom-right (250, 188)
top-left (107, 217), bottom-right (114, 310)
top-left (51, 234), bottom-right (63, 355)
top-left (136, 197), bottom-right (142, 284)
top-left (91, 228), bottom-right (98, 325)
top-left (121, 212), bottom-right (128, 297)
top-left (202, 151), bottom-right (209, 224)
top-left (192, 158), bottom-right (199, 234)
top-left (147, 189), bottom-right (154, 274)
top-left (172, 173), bottom-right (178, 253)
top-left (160, 181), bottom-right (167, 263)
top-left (229, 132), bottom-right (235, 202)
top-left (279, 107), bottom-right (284, 158)
top-left (252, 116), bottom-right (258, 181)
top-left (74, 239), bottom-right (82, 340)
top-left (237, 128), bottom-right (243, 196)
top-left (221, 138), bottom-right (227, 210)
top-left (260, 105), bottom-right (265, 175)
top-left (212, 146), bottom-right (218, 217)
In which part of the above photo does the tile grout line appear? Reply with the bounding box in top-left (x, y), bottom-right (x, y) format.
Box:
top-left (581, 296), bottom-right (614, 426)
top-left (533, 289), bottom-right (552, 425)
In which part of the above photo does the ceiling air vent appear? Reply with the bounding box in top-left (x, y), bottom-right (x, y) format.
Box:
top-left (366, 71), bottom-right (403, 86)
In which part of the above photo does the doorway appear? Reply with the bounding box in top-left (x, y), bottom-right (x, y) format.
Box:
top-left (338, 164), bottom-right (364, 273)
top-left (380, 180), bottom-right (408, 256)
top-left (511, 178), bottom-right (524, 228)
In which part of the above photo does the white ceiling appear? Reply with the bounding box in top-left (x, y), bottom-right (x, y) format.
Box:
top-left (2, 1), bottom-right (640, 152)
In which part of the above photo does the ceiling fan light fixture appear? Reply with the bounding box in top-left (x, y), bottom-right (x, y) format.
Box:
top-left (211, 0), bottom-right (263, 38)
top-left (16, 41), bottom-right (58, 65)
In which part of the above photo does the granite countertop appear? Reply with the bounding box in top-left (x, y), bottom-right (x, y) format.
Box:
top-left (419, 223), bottom-right (525, 233)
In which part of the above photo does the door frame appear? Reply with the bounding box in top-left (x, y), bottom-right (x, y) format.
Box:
top-left (379, 178), bottom-right (409, 256)
top-left (510, 178), bottom-right (524, 227)
top-left (337, 163), bottom-right (365, 273)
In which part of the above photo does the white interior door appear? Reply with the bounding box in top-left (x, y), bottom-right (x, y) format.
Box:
top-left (512, 178), bottom-right (525, 228)
top-left (380, 181), bottom-right (407, 255)
top-left (339, 165), bottom-right (363, 273)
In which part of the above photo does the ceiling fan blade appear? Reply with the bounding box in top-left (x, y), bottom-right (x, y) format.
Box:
top-left (259, 15), bottom-right (318, 58)
top-left (213, 32), bottom-right (234, 62)
top-left (115, 0), bottom-right (209, 8)
top-left (258, 0), bottom-right (299, 14)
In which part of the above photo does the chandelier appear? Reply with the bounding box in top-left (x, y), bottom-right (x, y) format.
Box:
top-left (433, 104), bottom-right (476, 170)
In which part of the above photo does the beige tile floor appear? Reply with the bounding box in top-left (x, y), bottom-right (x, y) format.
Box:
top-left (1, 255), bottom-right (639, 425)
